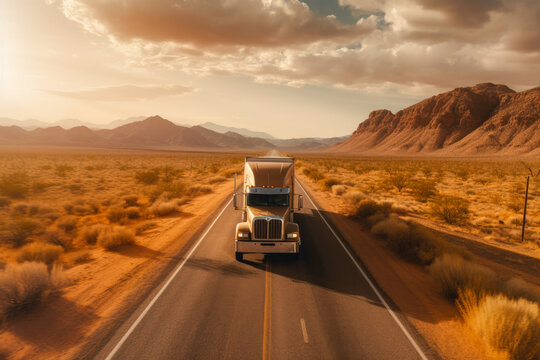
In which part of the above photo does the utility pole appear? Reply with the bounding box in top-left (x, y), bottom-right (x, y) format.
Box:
top-left (521, 175), bottom-right (529, 242)
top-left (519, 161), bottom-right (539, 242)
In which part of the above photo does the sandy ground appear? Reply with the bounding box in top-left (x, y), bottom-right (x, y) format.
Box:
top-left (0, 180), bottom-right (234, 360)
top-left (297, 173), bottom-right (513, 360)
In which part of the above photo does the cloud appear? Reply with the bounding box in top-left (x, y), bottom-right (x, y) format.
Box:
top-left (55, 0), bottom-right (540, 94)
top-left (60, 0), bottom-right (375, 48)
top-left (44, 84), bottom-right (195, 101)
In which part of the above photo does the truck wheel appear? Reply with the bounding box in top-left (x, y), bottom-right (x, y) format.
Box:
top-left (235, 252), bottom-right (243, 261)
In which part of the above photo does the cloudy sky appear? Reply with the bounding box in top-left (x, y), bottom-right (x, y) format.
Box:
top-left (1, 0), bottom-right (538, 138)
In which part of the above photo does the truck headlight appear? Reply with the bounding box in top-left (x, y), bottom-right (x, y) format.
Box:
top-left (238, 232), bottom-right (250, 238)
top-left (286, 233), bottom-right (298, 239)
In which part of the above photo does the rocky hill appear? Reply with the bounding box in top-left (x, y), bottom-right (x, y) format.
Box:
top-left (330, 83), bottom-right (540, 156)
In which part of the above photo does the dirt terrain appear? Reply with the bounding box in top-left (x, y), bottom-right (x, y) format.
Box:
top-left (0, 179), bottom-right (234, 359)
top-left (297, 172), bottom-right (540, 360)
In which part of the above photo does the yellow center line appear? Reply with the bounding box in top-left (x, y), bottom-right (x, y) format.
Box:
top-left (262, 257), bottom-right (272, 360)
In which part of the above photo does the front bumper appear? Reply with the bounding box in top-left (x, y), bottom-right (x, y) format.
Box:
top-left (235, 240), bottom-right (300, 254)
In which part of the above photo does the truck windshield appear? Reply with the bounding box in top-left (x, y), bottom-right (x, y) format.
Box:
top-left (247, 194), bottom-right (289, 207)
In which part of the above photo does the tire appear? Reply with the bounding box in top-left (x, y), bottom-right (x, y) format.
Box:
top-left (235, 252), bottom-right (243, 261)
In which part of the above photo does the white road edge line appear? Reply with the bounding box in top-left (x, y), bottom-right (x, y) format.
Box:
top-left (297, 181), bottom-right (429, 360)
top-left (300, 318), bottom-right (309, 344)
top-left (104, 198), bottom-right (233, 360)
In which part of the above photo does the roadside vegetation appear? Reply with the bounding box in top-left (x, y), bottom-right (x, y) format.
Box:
top-left (296, 156), bottom-right (540, 359)
top-left (0, 150), bottom-right (243, 318)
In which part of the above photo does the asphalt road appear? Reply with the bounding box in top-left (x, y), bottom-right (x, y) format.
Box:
top-left (94, 181), bottom-right (434, 360)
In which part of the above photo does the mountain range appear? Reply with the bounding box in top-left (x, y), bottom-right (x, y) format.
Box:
top-left (330, 83), bottom-right (540, 156)
top-left (0, 116), bottom-right (276, 150)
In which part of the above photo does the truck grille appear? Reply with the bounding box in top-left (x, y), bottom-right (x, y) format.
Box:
top-left (254, 219), bottom-right (267, 239)
top-left (269, 219), bottom-right (282, 239)
top-left (253, 218), bottom-right (282, 240)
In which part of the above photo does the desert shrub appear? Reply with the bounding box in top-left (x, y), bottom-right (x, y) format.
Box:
top-left (456, 169), bottom-right (469, 181)
top-left (68, 183), bottom-right (84, 194)
top-left (387, 172), bottom-right (409, 192)
top-left (344, 191), bottom-right (365, 204)
top-left (331, 184), bottom-right (347, 196)
top-left (56, 215), bottom-right (78, 232)
top-left (12, 203), bottom-right (29, 214)
top-left (208, 176), bottom-right (226, 184)
top-left (321, 178), bottom-right (340, 191)
top-left (372, 218), bottom-right (452, 265)
top-left (0, 218), bottom-right (41, 247)
top-left (80, 224), bottom-right (107, 244)
top-left (125, 206), bottom-right (141, 219)
top-left (161, 166), bottom-right (181, 183)
top-left (506, 197), bottom-right (523, 212)
top-left (0, 171), bottom-right (30, 198)
top-left (302, 167), bottom-right (324, 181)
top-left (123, 195), bottom-right (139, 207)
top-left (55, 164), bottom-right (73, 177)
top-left (153, 181), bottom-right (187, 200)
top-left (0, 196), bottom-right (11, 207)
top-left (43, 229), bottom-right (71, 248)
top-left (136, 221), bottom-right (157, 235)
top-left (17, 242), bottom-right (63, 264)
top-left (187, 185), bottom-right (213, 196)
top-left (430, 195), bottom-right (470, 224)
top-left (0, 262), bottom-right (50, 317)
top-left (458, 289), bottom-right (540, 360)
top-left (149, 200), bottom-right (178, 217)
top-left (410, 180), bottom-right (438, 202)
top-left (353, 200), bottom-right (393, 227)
top-left (97, 226), bottom-right (136, 250)
top-left (429, 254), bottom-right (497, 299)
top-left (106, 207), bottom-right (127, 223)
top-left (135, 169), bottom-right (160, 185)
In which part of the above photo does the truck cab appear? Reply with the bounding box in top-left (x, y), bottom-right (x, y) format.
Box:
top-left (233, 156), bottom-right (302, 261)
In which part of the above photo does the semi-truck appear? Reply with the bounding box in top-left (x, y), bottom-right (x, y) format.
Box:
top-left (233, 156), bottom-right (303, 261)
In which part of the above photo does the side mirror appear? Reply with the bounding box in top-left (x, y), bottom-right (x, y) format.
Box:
top-left (233, 192), bottom-right (246, 211)
top-left (297, 194), bottom-right (303, 210)
top-left (233, 193), bottom-right (238, 210)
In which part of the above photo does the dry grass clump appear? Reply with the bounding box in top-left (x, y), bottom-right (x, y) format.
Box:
top-left (123, 195), bottom-right (138, 207)
top-left (505, 197), bottom-right (523, 212)
top-left (331, 184), bottom-right (347, 195)
top-left (302, 167), bottom-right (324, 181)
top-left (320, 178), bottom-right (340, 191)
top-left (135, 221), bottom-right (157, 235)
top-left (187, 184), bottom-right (213, 196)
top-left (429, 253), bottom-right (497, 299)
top-left (208, 176), bottom-right (226, 184)
top-left (372, 218), bottom-right (465, 265)
top-left (0, 262), bottom-right (50, 317)
top-left (135, 169), bottom-right (160, 185)
top-left (410, 180), bottom-right (438, 202)
top-left (344, 190), bottom-right (365, 204)
top-left (16, 242), bottom-right (64, 264)
top-left (0, 171), bottom-right (30, 198)
top-left (0, 196), bottom-right (11, 207)
top-left (125, 206), bottom-right (141, 219)
top-left (458, 289), bottom-right (540, 360)
top-left (97, 226), bottom-right (136, 250)
top-left (149, 200), bottom-right (179, 217)
top-left (386, 172), bottom-right (409, 192)
top-left (430, 195), bottom-right (470, 224)
top-left (106, 207), bottom-right (128, 223)
top-left (80, 224), bottom-right (108, 244)
top-left (0, 218), bottom-right (42, 247)
top-left (56, 215), bottom-right (79, 232)
top-left (43, 229), bottom-right (71, 249)
top-left (504, 277), bottom-right (540, 304)
top-left (352, 199), bottom-right (393, 226)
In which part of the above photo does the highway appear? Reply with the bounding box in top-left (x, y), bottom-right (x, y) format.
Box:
top-left (94, 181), bottom-right (434, 360)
